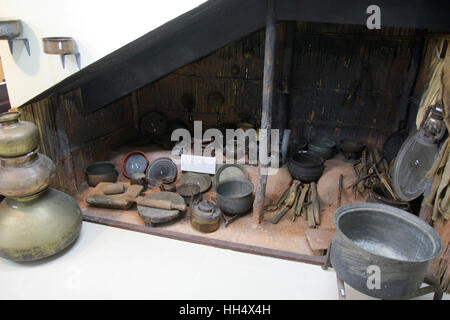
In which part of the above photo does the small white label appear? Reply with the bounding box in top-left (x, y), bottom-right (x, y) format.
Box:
top-left (180, 154), bottom-right (216, 174)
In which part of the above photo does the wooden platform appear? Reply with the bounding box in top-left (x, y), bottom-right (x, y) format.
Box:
top-left (76, 145), bottom-right (362, 264)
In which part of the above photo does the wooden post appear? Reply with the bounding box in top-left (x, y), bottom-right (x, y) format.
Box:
top-left (253, 0), bottom-right (276, 225)
top-left (277, 21), bottom-right (296, 135)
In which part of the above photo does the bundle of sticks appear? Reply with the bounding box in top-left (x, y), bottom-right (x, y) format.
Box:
top-left (347, 148), bottom-right (397, 200)
top-left (265, 180), bottom-right (321, 228)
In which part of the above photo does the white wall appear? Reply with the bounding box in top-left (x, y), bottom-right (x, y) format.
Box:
top-left (0, 0), bottom-right (206, 107)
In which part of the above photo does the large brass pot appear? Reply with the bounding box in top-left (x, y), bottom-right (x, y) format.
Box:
top-left (0, 188), bottom-right (82, 261)
top-left (0, 112), bottom-right (40, 157)
top-left (0, 149), bottom-right (56, 198)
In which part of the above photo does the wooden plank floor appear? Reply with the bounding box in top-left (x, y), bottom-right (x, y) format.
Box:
top-left (76, 145), bottom-right (362, 260)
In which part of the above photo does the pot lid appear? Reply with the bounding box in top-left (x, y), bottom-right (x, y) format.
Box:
top-left (179, 172), bottom-right (211, 193)
top-left (215, 164), bottom-right (248, 185)
top-left (391, 130), bottom-right (439, 201)
top-left (192, 200), bottom-right (220, 219)
top-left (146, 157), bottom-right (177, 183)
top-left (122, 151), bottom-right (149, 179)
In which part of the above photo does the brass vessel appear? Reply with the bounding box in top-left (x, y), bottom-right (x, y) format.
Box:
top-left (0, 149), bottom-right (56, 198)
top-left (0, 188), bottom-right (82, 261)
top-left (0, 112), bottom-right (40, 157)
top-left (0, 115), bottom-right (82, 261)
top-left (191, 200), bottom-right (221, 233)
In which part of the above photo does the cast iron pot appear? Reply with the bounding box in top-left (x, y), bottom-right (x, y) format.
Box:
top-left (308, 137), bottom-right (336, 159)
top-left (215, 178), bottom-right (254, 215)
top-left (331, 203), bottom-right (442, 300)
top-left (338, 139), bottom-right (365, 159)
top-left (288, 151), bottom-right (324, 182)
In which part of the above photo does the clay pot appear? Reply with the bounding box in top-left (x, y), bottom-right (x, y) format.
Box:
top-left (0, 112), bottom-right (40, 157)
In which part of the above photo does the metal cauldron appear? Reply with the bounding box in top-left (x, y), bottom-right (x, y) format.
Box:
top-left (215, 178), bottom-right (254, 215)
top-left (330, 203), bottom-right (442, 299)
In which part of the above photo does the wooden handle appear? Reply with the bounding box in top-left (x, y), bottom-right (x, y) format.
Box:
top-left (134, 196), bottom-right (186, 212)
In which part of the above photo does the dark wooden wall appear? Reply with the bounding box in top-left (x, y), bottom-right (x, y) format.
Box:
top-left (19, 21), bottom-right (429, 194)
top-left (287, 22), bottom-right (423, 147)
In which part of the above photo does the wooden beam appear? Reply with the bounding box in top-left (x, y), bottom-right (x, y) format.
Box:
top-left (253, 0), bottom-right (276, 225)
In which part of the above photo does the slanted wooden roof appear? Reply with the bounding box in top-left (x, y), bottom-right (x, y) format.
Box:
top-left (23, 0), bottom-right (450, 114)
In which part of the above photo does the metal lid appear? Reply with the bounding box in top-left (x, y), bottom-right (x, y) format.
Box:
top-left (192, 200), bottom-right (220, 220)
top-left (392, 130), bottom-right (439, 201)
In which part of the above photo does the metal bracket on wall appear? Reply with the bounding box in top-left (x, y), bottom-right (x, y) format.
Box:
top-left (60, 53), bottom-right (81, 70)
top-left (7, 38), bottom-right (31, 56)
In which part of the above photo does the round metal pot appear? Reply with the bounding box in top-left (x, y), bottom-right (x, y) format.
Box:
top-left (85, 161), bottom-right (118, 187)
top-left (287, 151), bottom-right (324, 182)
top-left (42, 37), bottom-right (76, 55)
top-left (0, 149), bottom-right (56, 198)
top-left (0, 112), bottom-right (40, 157)
top-left (215, 178), bottom-right (254, 215)
top-left (0, 188), bottom-right (82, 261)
top-left (0, 19), bottom-right (22, 40)
top-left (331, 203), bottom-right (442, 300)
top-left (308, 137), bottom-right (336, 159)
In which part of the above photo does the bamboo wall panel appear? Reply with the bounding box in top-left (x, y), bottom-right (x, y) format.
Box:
top-left (288, 22), bottom-right (423, 147)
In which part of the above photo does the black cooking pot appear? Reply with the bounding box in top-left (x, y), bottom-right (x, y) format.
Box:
top-left (308, 137), bottom-right (336, 160)
top-left (288, 151), bottom-right (324, 182)
top-left (338, 139), bottom-right (365, 159)
top-left (331, 203), bottom-right (442, 299)
top-left (215, 178), bottom-right (254, 215)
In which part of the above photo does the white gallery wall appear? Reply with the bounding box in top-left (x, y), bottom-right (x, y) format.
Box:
top-left (0, 0), bottom-right (206, 107)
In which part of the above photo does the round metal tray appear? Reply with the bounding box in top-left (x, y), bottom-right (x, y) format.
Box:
top-left (179, 172), bottom-right (211, 193)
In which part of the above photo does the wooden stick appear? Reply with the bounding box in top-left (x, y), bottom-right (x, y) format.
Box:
top-left (296, 183), bottom-right (309, 217)
top-left (338, 174), bottom-right (343, 207)
top-left (310, 182), bottom-right (320, 225)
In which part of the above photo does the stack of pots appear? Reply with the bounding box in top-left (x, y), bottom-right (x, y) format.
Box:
top-left (0, 112), bottom-right (82, 261)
